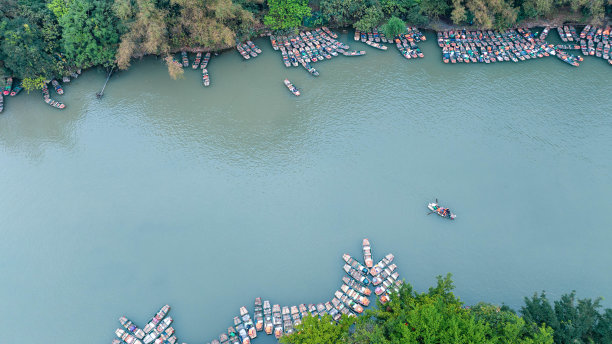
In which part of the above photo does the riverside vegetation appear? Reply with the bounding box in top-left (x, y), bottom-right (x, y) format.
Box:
top-left (1, 0), bottom-right (611, 90)
top-left (280, 274), bottom-right (612, 344)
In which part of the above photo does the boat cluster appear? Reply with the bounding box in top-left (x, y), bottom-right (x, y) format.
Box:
top-left (181, 51), bottom-right (213, 86)
top-left (1, 77), bottom-right (22, 113)
top-left (356, 27), bottom-right (426, 60)
top-left (270, 27), bottom-right (354, 76)
top-left (202, 239), bottom-right (402, 344)
top-left (114, 305), bottom-right (178, 344)
top-left (236, 41), bottom-right (262, 60)
top-left (579, 25), bottom-right (612, 65)
top-left (112, 240), bottom-right (403, 344)
top-left (42, 79), bottom-right (66, 109)
top-left (437, 28), bottom-right (554, 64)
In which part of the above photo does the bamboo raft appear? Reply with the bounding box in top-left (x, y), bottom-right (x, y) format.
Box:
top-left (112, 239), bottom-right (402, 344)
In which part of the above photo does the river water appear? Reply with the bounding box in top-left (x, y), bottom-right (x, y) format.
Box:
top-left (1, 31), bottom-right (611, 344)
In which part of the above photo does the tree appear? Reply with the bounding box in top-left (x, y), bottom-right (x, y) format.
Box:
top-left (263, 0), bottom-right (311, 30)
top-left (383, 16), bottom-right (406, 38)
top-left (521, 291), bottom-right (612, 344)
top-left (164, 56), bottom-right (184, 80)
top-left (353, 5), bottom-right (383, 32)
top-left (280, 314), bottom-right (355, 344)
top-left (450, 0), bottom-right (468, 24)
top-left (59, 0), bottom-right (120, 68)
top-left (419, 0), bottom-right (451, 18)
top-left (320, 0), bottom-right (369, 28)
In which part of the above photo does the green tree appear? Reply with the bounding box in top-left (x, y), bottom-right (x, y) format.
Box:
top-left (383, 16), bottom-right (406, 38)
top-left (59, 0), bottom-right (120, 68)
top-left (280, 314), bottom-right (355, 344)
top-left (320, 0), bottom-right (369, 27)
top-left (353, 5), bottom-right (383, 32)
top-left (263, 0), bottom-right (311, 30)
top-left (419, 0), bottom-right (451, 18)
top-left (521, 291), bottom-right (612, 344)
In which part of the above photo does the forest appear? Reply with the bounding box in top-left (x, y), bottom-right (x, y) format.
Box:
top-left (280, 274), bottom-right (612, 344)
top-left (1, 0), bottom-right (611, 89)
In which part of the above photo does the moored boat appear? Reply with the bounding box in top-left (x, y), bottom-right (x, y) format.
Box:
top-left (202, 68), bottom-right (210, 86)
top-left (342, 254), bottom-right (368, 274)
top-left (3, 77), bottom-right (12, 96)
top-left (372, 264), bottom-right (397, 285)
top-left (263, 300), bottom-right (273, 334)
top-left (228, 327), bottom-right (240, 344)
top-left (239, 306), bottom-right (257, 339)
top-left (119, 316), bottom-right (146, 339)
top-left (0, 94), bottom-right (3, 113)
top-left (362, 238), bottom-right (373, 268)
top-left (10, 83), bottom-right (23, 96)
top-left (181, 51), bottom-right (189, 67)
top-left (341, 284), bottom-right (370, 306)
top-left (201, 52), bottom-right (211, 69)
top-left (342, 276), bottom-right (371, 295)
top-left (254, 297), bottom-right (264, 332)
top-left (342, 50), bottom-right (366, 56)
top-left (365, 40), bottom-right (388, 50)
top-left (51, 79), bottom-right (63, 95)
top-left (343, 263), bottom-right (370, 285)
top-left (192, 52), bottom-right (202, 69)
top-left (370, 253), bottom-right (394, 276)
top-left (272, 304), bottom-right (282, 339)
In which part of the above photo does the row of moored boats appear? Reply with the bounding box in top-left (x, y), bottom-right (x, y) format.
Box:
top-left (114, 305), bottom-right (177, 344)
top-left (236, 41), bottom-right (262, 60)
top-left (355, 27), bottom-right (426, 59)
top-left (203, 239), bottom-right (402, 344)
top-left (113, 240), bottom-right (403, 344)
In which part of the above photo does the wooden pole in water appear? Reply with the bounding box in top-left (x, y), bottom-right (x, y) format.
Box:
top-left (96, 67), bottom-right (114, 99)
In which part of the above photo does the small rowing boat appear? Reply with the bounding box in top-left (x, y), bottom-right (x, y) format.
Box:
top-left (192, 52), bottom-right (202, 69)
top-left (181, 51), bottom-right (189, 67)
top-left (427, 199), bottom-right (456, 219)
top-left (283, 79), bottom-right (300, 96)
top-left (51, 79), bottom-right (63, 95)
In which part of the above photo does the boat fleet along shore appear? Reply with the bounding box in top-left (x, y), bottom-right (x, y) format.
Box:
top-left (1, 25), bottom-right (610, 113)
top-left (112, 239), bottom-right (403, 344)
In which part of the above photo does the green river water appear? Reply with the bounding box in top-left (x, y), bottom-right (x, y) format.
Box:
top-left (0, 31), bottom-right (611, 344)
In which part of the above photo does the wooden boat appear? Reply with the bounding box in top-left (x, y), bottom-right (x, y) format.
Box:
top-left (227, 327), bottom-right (240, 344)
top-left (341, 284), bottom-right (370, 305)
top-left (323, 27), bottom-right (337, 39)
top-left (192, 52), bottom-right (202, 69)
top-left (44, 96), bottom-right (66, 109)
top-left (343, 263), bottom-right (370, 285)
top-left (272, 304), bottom-right (282, 339)
top-left (233, 316), bottom-right (250, 344)
top-left (3, 77), bottom-right (13, 96)
top-left (342, 276), bottom-right (371, 295)
top-left (308, 304), bottom-right (317, 315)
top-left (342, 254), bottom-right (368, 274)
top-left (263, 300), bottom-right (273, 334)
top-left (270, 35), bottom-right (278, 50)
top-left (375, 271), bottom-right (400, 295)
top-left (283, 79), bottom-right (300, 96)
top-left (370, 253), bottom-right (394, 276)
top-left (119, 316), bottom-right (146, 339)
top-left (281, 306), bottom-right (293, 335)
top-left (380, 280), bottom-right (404, 304)
top-left (219, 332), bottom-right (230, 344)
top-left (51, 79), bottom-right (63, 94)
top-left (290, 305), bottom-right (301, 327)
top-left (237, 44), bottom-right (250, 60)
top-left (202, 69), bottom-right (210, 87)
top-left (201, 52), bottom-right (211, 69)
top-left (116, 328), bottom-right (143, 344)
top-left (342, 50), bottom-right (366, 56)
top-left (316, 303), bottom-right (326, 316)
top-left (365, 40), bottom-right (388, 50)
top-left (354, 30), bottom-right (360, 41)
top-left (239, 306), bottom-right (257, 339)
top-left (362, 238), bottom-right (373, 268)
top-left (0, 94), bottom-right (3, 113)
top-left (181, 51), bottom-right (189, 67)
top-left (372, 264), bottom-right (397, 285)
top-left (428, 200), bottom-right (456, 219)
top-left (299, 304), bottom-right (309, 319)
top-left (247, 40), bottom-right (262, 54)
top-left (335, 291), bottom-right (364, 313)
top-left (254, 298), bottom-right (264, 332)
top-left (10, 83), bottom-right (23, 96)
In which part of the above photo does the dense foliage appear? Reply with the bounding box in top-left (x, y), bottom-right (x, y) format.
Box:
top-left (281, 274), bottom-right (612, 344)
top-left (1, 0), bottom-right (611, 86)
